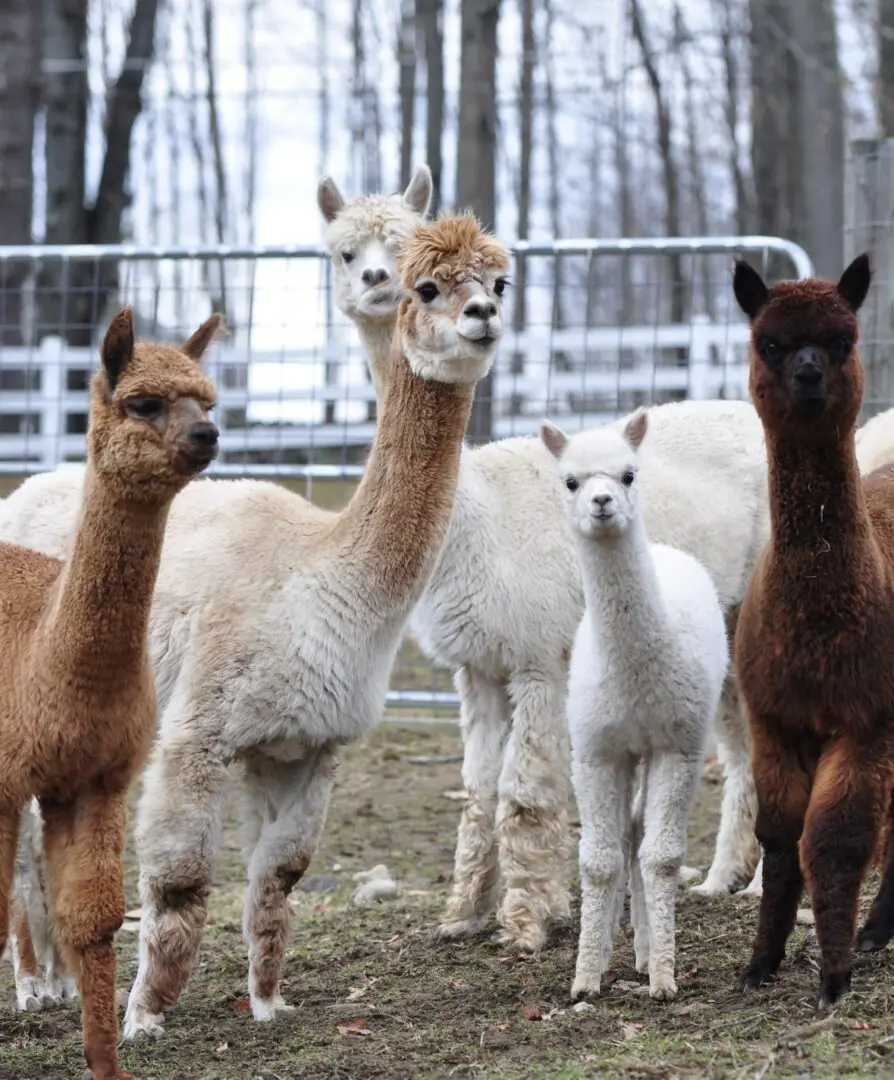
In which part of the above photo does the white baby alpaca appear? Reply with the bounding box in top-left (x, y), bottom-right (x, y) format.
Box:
top-left (543, 411), bottom-right (729, 1000)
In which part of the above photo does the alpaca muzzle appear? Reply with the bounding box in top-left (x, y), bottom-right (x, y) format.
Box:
top-left (791, 348), bottom-right (827, 408)
top-left (177, 421), bottom-right (220, 471)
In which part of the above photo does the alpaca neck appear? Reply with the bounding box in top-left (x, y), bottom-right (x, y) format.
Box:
top-left (765, 427), bottom-right (872, 561)
top-left (355, 316), bottom-right (398, 402)
top-left (577, 517), bottom-right (665, 647)
top-left (336, 337), bottom-right (476, 609)
top-left (42, 465), bottom-right (170, 675)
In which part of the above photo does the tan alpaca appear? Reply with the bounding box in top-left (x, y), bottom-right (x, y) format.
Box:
top-left (0, 308), bottom-right (220, 1080)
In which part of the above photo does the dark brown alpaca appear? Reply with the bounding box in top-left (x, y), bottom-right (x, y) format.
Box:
top-left (0, 309), bottom-right (220, 1079)
top-left (732, 253), bottom-right (894, 1008)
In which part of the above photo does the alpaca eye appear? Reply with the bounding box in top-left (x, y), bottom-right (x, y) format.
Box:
top-left (761, 338), bottom-right (782, 361)
top-left (416, 282), bottom-right (439, 304)
top-left (126, 396), bottom-right (165, 421)
top-left (831, 334), bottom-right (852, 356)
top-left (622, 470), bottom-right (635, 486)
top-left (342, 251), bottom-right (355, 264)
top-left (565, 477), bottom-right (579, 493)
top-left (494, 277), bottom-right (510, 297)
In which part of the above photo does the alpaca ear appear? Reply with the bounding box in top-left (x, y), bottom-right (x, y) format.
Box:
top-left (540, 419), bottom-right (568, 459)
top-left (101, 307), bottom-right (135, 391)
top-left (837, 253), bottom-right (872, 312)
top-left (317, 175), bottom-right (345, 223)
top-left (403, 165), bottom-right (433, 218)
top-left (623, 407), bottom-right (648, 450)
top-left (732, 259), bottom-right (770, 320)
top-left (182, 313), bottom-right (225, 362)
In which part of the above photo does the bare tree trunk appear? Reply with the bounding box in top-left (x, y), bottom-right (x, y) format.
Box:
top-left (417, 0), bottom-right (444, 213)
top-left (511, 0), bottom-right (535, 385)
top-left (630, 0), bottom-right (686, 324)
top-left (456, 0), bottom-right (501, 443)
top-left (0, 0), bottom-right (41, 344)
top-left (40, 0), bottom-right (161, 343)
top-left (880, 0), bottom-right (894, 135)
top-left (543, 0), bottom-right (570, 368)
top-left (203, 0), bottom-right (229, 323)
top-left (749, 0), bottom-right (843, 278)
top-left (398, 0), bottom-right (416, 189)
top-left (712, 0), bottom-right (751, 235)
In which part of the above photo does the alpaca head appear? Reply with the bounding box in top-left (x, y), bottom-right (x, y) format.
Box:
top-left (733, 254), bottom-right (872, 436)
top-left (540, 409), bottom-right (648, 540)
top-left (87, 308), bottom-right (221, 500)
top-left (317, 166), bottom-right (433, 325)
top-left (396, 212), bottom-right (510, 385)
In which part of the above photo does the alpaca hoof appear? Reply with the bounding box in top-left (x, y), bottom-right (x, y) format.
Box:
top-left (571, 975), bottom-right (602, 1001)
top-left (496, 921), bottom-right (547, 954)
top-left (856, 922), bottom-right (892, 953)
top-left (649, 975), bottom-right (678, 1001)
top-left (818, 970), bottom-right (850, 1009)
top-left (635, 958), bottom-right (649, 976)
top-left (20, 993), bottom-right (43, 1013)
top-left (437, 915), bottom-right (490, 940)
top-left (16, 977), bottom-right (46, 1012)
top-left (741, 962), bottom-right (777, 993)
top-left (122, 1003), bottom-right (165, 1042)
top-left (252, 994), bottom-right (296, 1022)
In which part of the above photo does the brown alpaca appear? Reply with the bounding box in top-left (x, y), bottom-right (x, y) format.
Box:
top-left (732, 253), bottom-right (894, 1008)
top-left (0, 308), bottom-right (220, 1079)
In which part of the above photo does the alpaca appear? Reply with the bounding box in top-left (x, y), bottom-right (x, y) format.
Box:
top-left (0, 308), bottom-right (219, 1079)
top-left (732, 252), bottom-right (894, 1007)
top-left (541, 411), bottom-right (728, 999)
top-left (856, 405), bottom-right (894, 475)
top-left (0, 213), bottom-right (509, 1037)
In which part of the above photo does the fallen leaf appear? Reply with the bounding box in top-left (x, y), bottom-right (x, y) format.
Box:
top-left (679, 965), bottom-right (699, 981)
top-left (336, 1017), bottom-right (371, 1036)
top-left (215, 1042), bottom-right (229, 1055)
top-left (620, 1020), bottom-right (645, 1041)
top-left (346, 987), bottom-right (366, 1001)
top-left (520, 1003), bottom-right (542, 1021)
top-left (386, 933), bottom-right (401, 944)
top-left (232, 997), bottom-right (251, 1012)
top-left (854, 1020), bottom-right (876, 1030)
top-left (313, 902), bottom-right (332, 915)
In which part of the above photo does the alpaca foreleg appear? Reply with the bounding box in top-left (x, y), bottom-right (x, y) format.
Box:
top-left (857, 795), bottom-right (894, 952)
top-left (638, 752), bottom-right (702, 1000)
top-left (801, 737), bottom-right (890, 1007)
top-left (243, 746), bottom-right (338, 1021)
top-left (741, 719), bottom-right (813, 993)
top-left (440, 667), bottom-right (510, 939)
top-left (629, 772), bottom-right (649, 974)
top-left (570, 756), bottom-right (634, 999)
top-left (10, 893), bottom-right (44, 1011)
top-left (496, 668), bottom-right (572, 952)
top-left (41, 788), bottom-right (131, 1080)
top-left (693, 679), bottom-right (760, 896)
top-left (123, 739), bottom-right (227, 1042)
top-left (0, 809), bottom-right (21, 970)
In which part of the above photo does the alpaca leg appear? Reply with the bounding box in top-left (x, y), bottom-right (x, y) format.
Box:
top-left (123, 740), bottom-right (227, 1041)
top-left (0, 809), bottom-right (21, 964)
top-left (496, 668), bottom-right (572, 952)
top-left (439, 667), bottom-right (510, 939)
top-left (638, 751), bottom-right (702, 1000)
top-left (741, 719), bottom-right (814, 991)
top-left (10, 893), bottom-right (44, 1012)
top-left (692, 678), bottom-right (760, 896)
top-left (801, 738), bottom-right (890, 1007)
top-left (41, 788), bottom-right (131, 1080)
top-left (570, 756), bottom-right (633, 999)
top-left (857, 794), bottom-right (894, 951)
top-left (629, 770), bottom-right (650, 974)
top-left (243, 747), bottom-right (339, 1021)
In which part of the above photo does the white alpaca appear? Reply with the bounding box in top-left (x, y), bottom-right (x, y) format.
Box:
top-left (0, 213), bottom-right (511, 1033)
top-left (856, 406), bottom-right (894, 475)
top-left (541, 411), bottom-right (728, 1000)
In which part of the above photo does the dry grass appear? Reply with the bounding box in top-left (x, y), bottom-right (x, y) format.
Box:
top-left (2, 724), bottom-right (894, 1079)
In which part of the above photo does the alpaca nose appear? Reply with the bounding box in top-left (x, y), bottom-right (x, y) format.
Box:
top-left (793, 347), bottom-right (825, 385)
top-left (463, 297), bottom-right (498, 321)
top-left (361, 267), bottom-right (390, 287)
top-left (188, 421), bottom-right (219, 449)
top-left (592, 494), bottom-right (613, 508)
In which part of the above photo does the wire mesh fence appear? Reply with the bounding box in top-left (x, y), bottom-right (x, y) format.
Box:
top-left (0, 234), bottom-right (813, 710)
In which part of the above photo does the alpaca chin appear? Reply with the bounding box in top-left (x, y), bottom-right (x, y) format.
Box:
top-left (357, 284), bottom-right (404, 317)
top-left (404, 339), bottom-right (498, 385)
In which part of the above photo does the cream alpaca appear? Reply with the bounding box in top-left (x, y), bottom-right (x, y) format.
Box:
top-left (1, 214), bottom-right (510, 1035)
top-left (542, 412), bottom-right (728, 999)
top-left (0, 309), bottom-right (219, 1080)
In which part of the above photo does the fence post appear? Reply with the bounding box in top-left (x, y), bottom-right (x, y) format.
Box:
top-left (844, 138), bottom-right (894, 419)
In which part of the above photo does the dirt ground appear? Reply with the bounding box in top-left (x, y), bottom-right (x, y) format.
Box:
top-left (2, 723), bottom-right (894, 1080)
